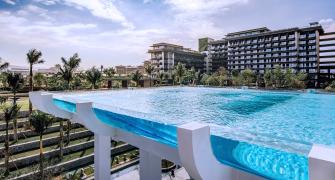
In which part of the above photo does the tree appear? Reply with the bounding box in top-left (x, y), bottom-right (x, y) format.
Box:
top-left (158, 72), bottom-right (165, 86)
top-left (174, 62), bottom-right (186, 85)
top-left (231, 69), bottom-right (240, 86)
top-left (273, 65), bottom-right (285, 88)
top-left (56, 53), bottom-right (81, 90)
top-left (200, 74), bottom-right (209, 85)
top-left (29, 111), bottom-right (53, 179)
top-left (240, 68), bottom-right (255, 86)
top-left (131, 70), bottom-right (143, 87)
top-left (325, 81), bottom-right (335, 92)
top-left (56, 53), bottom-right (81, 146)
top-left (26, 49), bottom-right (44, 114)
top-left (6, 73), bottom-right (24, 142)
top-left (0, 59), bottom-right (9, 71)
top-left (264, 69), bottom-right (273, 88)
top-left (85, 67), bottom-right (102, 89)
top-left (1, 104), bottom-right (20, 176)
top-left (144, 64), bottom-right (155, 87)
top-left (216, 67), bottom-right (228, 86)
top-left (103, 67), bottom-right (116, 88)
top-left (33, 73), bottom-right (45, 88)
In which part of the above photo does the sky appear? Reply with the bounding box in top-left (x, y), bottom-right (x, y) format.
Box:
top-left (0, 0), bottom-right (334, 69)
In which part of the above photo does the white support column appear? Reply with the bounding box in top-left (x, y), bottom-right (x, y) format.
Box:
top-left (139, 149), bottom-right (161, 180)
top-left (308, 145), bottom-right (335, 180)
top-left (94, 134), bottom-right (111, 180)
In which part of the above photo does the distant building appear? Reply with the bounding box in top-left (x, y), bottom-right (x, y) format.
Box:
top-left (5, 65), bottom-right (58, 76)
top-left (115, 65), bottom-right (144, 76)
top-left (148, 43), bottom-right (205, 74)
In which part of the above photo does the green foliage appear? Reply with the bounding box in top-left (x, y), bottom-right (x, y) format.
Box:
top-left (0, 61), bottom-right (9, 71)
top-left (6, 73), bottom-right (24, 96)
top-left (33, 73), bottom-right (45, 87)
top-left (29, 111), bottom-right (53, 135)
top-left (1, 104), bottom-right (21, 122)
top-left (85, 67), bottom-right (102, 89)
top-left (131, 70), bottom-right (143, 87)
top-left (174, 62), bottom-right (186, 85)
top-left (240, 68), bottom-right (256, 86)
top-left (46, 74), bottom-right (66, 91)
top-left (325, 81), bottom-right (335, 92)
top-left (26, 49), bottom-right (44, 65)
top-left (56, 53), bottom-right (81, 90)
top-left (103, 67), bottom-right (116, 78)
top-left (263, 67), bottom-right (307, 89)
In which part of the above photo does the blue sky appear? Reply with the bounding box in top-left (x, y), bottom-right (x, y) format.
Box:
top-left (0, 0), bottom-right (334, 69)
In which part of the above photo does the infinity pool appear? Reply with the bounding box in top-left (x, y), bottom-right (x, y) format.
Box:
top-left (52, 87), bottom-right (335, 180)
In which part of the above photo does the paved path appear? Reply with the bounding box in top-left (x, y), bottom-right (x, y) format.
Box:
top-left (113, 167), bottom-right (191, 180)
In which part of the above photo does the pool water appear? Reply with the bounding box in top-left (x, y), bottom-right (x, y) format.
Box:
top-left (52, 87), bottom-right (335, 180)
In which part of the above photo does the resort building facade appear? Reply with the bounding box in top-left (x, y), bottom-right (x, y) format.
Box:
top-left (148, 43), bottom-right (205, 74)
top-left (147, 23), bottom-right (335, 86)
top-left (207, 22), bottom-right (335, 87)
top-left (115, 65), bottom-right (145, 76)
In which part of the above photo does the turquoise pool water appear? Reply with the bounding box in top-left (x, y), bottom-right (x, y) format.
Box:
top-left (52, 87), bottom-right (335, 180)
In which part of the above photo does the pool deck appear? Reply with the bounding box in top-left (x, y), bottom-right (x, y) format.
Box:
top-left (114, 167), bottom-right (190, 180)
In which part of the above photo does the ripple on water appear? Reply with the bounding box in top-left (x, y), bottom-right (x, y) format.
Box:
top-left (232, 143), bottom-right (308, 180)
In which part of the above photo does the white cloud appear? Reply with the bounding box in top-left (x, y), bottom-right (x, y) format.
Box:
top-left (2, 0), bottom-right (16, 5)
top-left (162, 0), bottom-right (249, 39)
top-left (164, 0), bottom-right (248, 15)
top-left (319, 18), bottom-right (335, 32)
top-left (62, 0), bottom-right (134, 29)
top-left (17, 5), bottom-right (54, 21)
top-left (33, 0), bottom-right (60, 5)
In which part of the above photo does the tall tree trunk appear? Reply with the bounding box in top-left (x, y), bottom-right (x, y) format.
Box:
top-left (59, 119), bottom-right (64, 159)
top-left (29, 64), bottom-right (33, 115)
top-left (39, 134), bottom-right (44, 179)
top-left (4, 120), bottom-right (9, 176)
top-left (13, 91), bottom-right (18, 142)
top-left (66, 120), bottom-right (71, 145)
top-left (149, 75), bottom-right (152, 87)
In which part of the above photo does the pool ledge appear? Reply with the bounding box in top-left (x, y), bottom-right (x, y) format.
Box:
top-left (309, 145), bottom-right (335, 180)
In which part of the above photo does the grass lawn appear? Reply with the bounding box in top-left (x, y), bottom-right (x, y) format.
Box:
top-left (4, 97), bottom-right (30, 111)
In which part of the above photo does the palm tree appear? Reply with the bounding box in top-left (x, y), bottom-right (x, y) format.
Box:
top-left (1, 104), bottom-right (20, 176)
top-left (26, 49), bottom-right (44, 114)
top-left (0, 59), bottom-right (9, 71)
top-left (56, 53), bottom-right (81, 146)
top-left (144, 64), bottom-right (155, 87)
top-left (6, 73), bottom-right (24, 142)
top-left (103, 67), bottom-right (116, 88)
top-left (57, 53), bottom-right (81, 90)
top-left (29, 111), bottom-right (53, 179)
top-left (174, 62), bottom-right (186, 85)
top-left (85, 67), bottom-right (102, 89)
top-left (131, 70), bottom-right (143, 87)
top-left (158, 72), bottom-right (164, 86)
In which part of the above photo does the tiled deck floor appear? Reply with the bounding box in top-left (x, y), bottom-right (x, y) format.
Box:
top-left (114, 167), bottom-right (191, 180)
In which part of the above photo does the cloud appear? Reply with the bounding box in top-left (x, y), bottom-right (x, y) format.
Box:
top-left (33, 0), bottom-right (60, 5)
top-left (2, 0), bottom-right (16, 5)
top-left (319, 18), bottom-right (335, 32)
top-left (161, 0), bottom-right (249, 39)
top-left (17, 4), bottom-right (54, 21)
top-left (62, 0), bottom-right (134, 29)
top-left (164, 0), bottom-right (248, 15)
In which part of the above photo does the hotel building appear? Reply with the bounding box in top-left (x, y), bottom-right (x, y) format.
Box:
top-left (206, 22), bottom-right (335, 86)
top-left (148, 43), bottom-right (205, 74)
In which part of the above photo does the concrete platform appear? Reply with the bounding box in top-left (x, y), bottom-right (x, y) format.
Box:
top-left (113, 166), bottom-right (191, 180)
